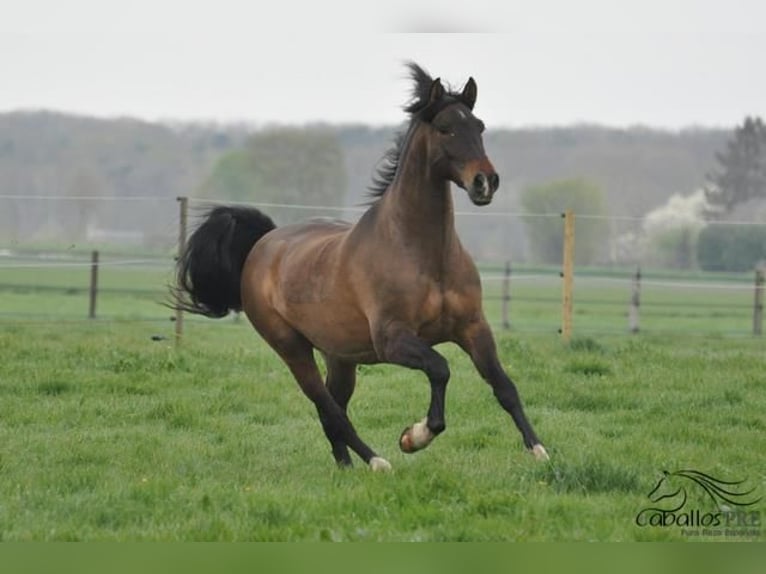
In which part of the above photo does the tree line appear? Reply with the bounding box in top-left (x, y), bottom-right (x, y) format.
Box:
top-left (0, 111), bottom-right (763, 269)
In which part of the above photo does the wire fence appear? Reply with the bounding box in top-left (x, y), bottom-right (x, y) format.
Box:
top-left (1, 194), bottom-right (764, 339)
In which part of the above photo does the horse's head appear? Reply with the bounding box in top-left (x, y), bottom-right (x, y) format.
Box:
top-left (419, 76), bottom-right (499, 206)
top-left (381, 63), bottom-right (498, 207)
top-left (421, 77), bottom-right (498, 205)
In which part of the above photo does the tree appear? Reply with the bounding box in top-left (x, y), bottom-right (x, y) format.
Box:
top-left (64, 166), bottom-right (105, 242)
top-left (199, 127), bottom-right (348, 221)
top-left (705, 116), bottom-right (766, 215)
top-left (639, 189), bottom-right (709, 269)
top-left (199, 149), bottom-right (254, 202)
top-left (697, 225), bottom-right (766, 271)
top-left (520, 178), bottom-right (609, 264)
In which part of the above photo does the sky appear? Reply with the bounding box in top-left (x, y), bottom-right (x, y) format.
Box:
top-left (1, 0), bottom-right (764, 129)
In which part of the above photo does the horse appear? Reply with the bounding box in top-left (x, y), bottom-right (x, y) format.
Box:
top-left (173, 62), bottom-right (548, 470)
top-left (647, 470), bottom-right (761, 509)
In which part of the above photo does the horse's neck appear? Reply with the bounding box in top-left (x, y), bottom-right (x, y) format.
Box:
top-left (378, 143), bottom-right (460, 273)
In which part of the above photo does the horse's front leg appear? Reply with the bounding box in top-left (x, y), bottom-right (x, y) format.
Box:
top-left (374, 326), bottom-right (450, 453)
top-left (457, 318), bottom-right (549, 460)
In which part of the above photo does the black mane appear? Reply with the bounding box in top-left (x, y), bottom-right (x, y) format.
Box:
top-left (368, 62), bottom-right (465, 199)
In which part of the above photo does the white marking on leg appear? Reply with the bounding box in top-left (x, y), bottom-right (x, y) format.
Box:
top-left (369, 456), bottom-right (392, 472)
top-left (409, 418), bottom-right (434, 450)
top-left (400, 418), bottom-right (439, 453)
top-left (531, 444), bottom-right (550, 461)
top-left (410, 419), bottom-right (434, 450)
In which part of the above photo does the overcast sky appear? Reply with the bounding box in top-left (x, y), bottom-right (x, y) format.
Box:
top-left (1, 0), bottom-right (764, 129)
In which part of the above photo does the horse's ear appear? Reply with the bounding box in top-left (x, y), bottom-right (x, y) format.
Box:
top-left (461, 77), bottom-right (477, 110)
top-left (428, 78), bottom-right (445, 106)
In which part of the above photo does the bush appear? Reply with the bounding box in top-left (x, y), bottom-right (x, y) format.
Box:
top-left (639, 190), bottom-right (709, 269)
top-left (697, 225), bottom-right (766, 271)
top-left (198, 127), bottom-right (347, 224)
top-left (645, 226), bottom-right (700, 269)
top-left (520, 178), bottom-right (609, 264)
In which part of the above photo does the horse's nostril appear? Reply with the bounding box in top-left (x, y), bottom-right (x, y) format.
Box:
top-left (488, 173), bottom-right (499, 190)
top-left (473, 173), bottom-right (487, 189)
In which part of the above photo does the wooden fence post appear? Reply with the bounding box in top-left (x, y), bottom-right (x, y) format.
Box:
top-left (175, 196), bottom-right (189, 345)
top-left (501, 260), bottom-right (511, 330)
top-left (560, 210), bottom-right (575, 342)
top-left (629, 266), bottom-right (641, 334)
top-left (754, 267), bottom-right (764, 336)
top-left (88, 250), bottom-right (99, 319)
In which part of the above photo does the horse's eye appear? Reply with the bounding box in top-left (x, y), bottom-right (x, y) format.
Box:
top-left (437, 127), bottom-right (455, 137)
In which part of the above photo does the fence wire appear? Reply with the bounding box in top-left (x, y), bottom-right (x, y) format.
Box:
top-left (1, 195), bottom-right (764, 338)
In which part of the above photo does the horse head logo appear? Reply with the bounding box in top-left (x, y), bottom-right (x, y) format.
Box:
top-left (648, 469), bottom-right (761, 510)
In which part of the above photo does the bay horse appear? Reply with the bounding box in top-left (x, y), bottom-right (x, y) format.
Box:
top-left (173, 63), bottom-right (548, 470)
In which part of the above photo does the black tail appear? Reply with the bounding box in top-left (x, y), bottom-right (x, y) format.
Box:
top-left (172, 205), bottom-right (276, 317)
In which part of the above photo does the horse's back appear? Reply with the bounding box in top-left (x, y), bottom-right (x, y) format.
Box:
top-left (244, 217), bottom-right (352, 296)
top-left (240, 217), bottom-right (377, 360)
top-left (256, 217), bottom-right (351, 247)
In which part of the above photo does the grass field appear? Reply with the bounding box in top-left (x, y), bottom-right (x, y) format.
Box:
top-left (1, 251), bottom-right (764, 540)
top-left (0, 312), bottom-right (763, 541)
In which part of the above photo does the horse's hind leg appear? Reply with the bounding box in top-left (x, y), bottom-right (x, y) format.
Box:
top-left (321, 356), bottom-right (358, 467)
top-left (324, 356), bottom-right (357, 413)
top-left (273, 335), bottom-right (389, 470)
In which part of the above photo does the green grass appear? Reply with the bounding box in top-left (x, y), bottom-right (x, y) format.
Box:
top-left (480, 273), bottom-right (757, 335)
top-left (0, 257), bottom-right (174, 319)
top-left (0, 318), bottom-right (763, 541)
top-left (1, 254), bottom-right (764, 540)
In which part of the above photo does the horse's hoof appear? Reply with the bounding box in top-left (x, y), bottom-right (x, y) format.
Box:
top-left (399, 418), bottom-right (433, 453)
top-left (531, 444), bottom-right (550, 461)
top-left (399, 427), bottom-right (415, 453)
top-left (369, 457), bottom-right (392, 472)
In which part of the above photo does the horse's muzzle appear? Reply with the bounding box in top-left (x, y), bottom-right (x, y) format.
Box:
top-left (467, 170), bottom-right (500, 206)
